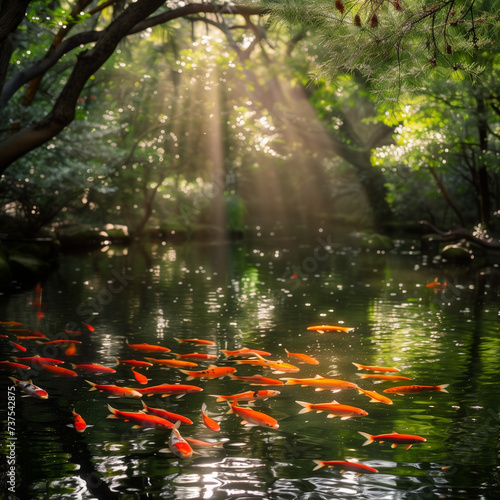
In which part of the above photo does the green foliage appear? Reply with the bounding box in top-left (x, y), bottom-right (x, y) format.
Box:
top-left (263, 0), bottom-right (500, 101)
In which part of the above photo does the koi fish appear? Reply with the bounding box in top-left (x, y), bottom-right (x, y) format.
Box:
top-left (68, 409), bottom-right (90, 433)
top-left (141, 401), bottom-right (193, 425)
top-left (282, 375), bottom-right (358, 392)
top-left (210, 389), bottom-right (281, 403)
top-left (357, 388), bottom-right (393, 405)
top-left (7, 329), bottom-right (44, 336)
top-left (352, 362), bottom-right (400, 373)
top-left (201, 402), bottom-right (220, 431)
top-left (355, 373), bottom-right (412, 381)
top-left (307, 325), bottom-right (354, 333)
top-left (173, 352), bottom-right (219, 361)
top-left (221, 348), bottom-right (271, 358)
top-left (296, 400), bottom-right (368, 419)
top-left (127, 342), bottom-right (171, 353)
top-left (131, 369), bottom-right (149, 385)
top-left (179, 365), bottom-right (236, 381)
top-left (9, 377), bottom-right (48, 399)
top-left (174, 337), bottom-right (216, 346)
top-left (64, 342), bottom-right (77, 356)
top-left (312, 460), bottom-right (378, 474)
top-left (135, 383), bottom-right (203, 397)
top-left (169, 421), bottom-right (193, 458)
top-left (0, 360), bottom-right (30, 372)
top-left (284, 349), bottom-right (319, 365)
top-left (107, 404), bottom-right (174, 429)
top-left (0, 321), bottom-right (23, 326)
top-left (86, 380), bottom-right (142, 398)
top-left (229, 374), bottom-right (284, 386)
top-left (144, 357), bottom-right (198, 369)
top-left (235, 354), bottom-right (299, 374)
top-left (9, 341), bottom-right (26, 352)
top-left (12, 355), bottom-right (64, 365)
top-left (70, 363), bottom-right (117, 375)
top-left (184, 437), bottom-right (225, 448)
top-left (359, 431), bottom-right (426, 450)
top-left (116, 359), bottom-right (153, 368)
top-left (227, 402), bottom-right (279, 429)
top-left (426, 278), bottom-right (447, 290)
top-left (383, 384), bottom-right (449, 395)
top-left (39, 363), bottom-right (78, 377)
top-left (42, 339), bottom-right (83, 345)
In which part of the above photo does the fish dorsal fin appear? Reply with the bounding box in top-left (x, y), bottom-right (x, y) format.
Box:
top-left (329, 400), bottom-right (339, 404)
top-left (314, 374), bottom-right (324, 379)
top-left (207, 364), bottom-right (217, 369)
top-left (391, 431), bottom-right (399, 434)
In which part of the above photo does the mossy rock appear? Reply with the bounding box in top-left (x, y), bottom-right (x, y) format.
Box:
top-left (441, 244), bottom-right (472, 263)
top-left (350, 232), bottom-right (394, 250)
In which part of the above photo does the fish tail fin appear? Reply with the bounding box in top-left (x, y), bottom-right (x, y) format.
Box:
top-left (209, 394), bottom-right (223, 402)
top-left (358, 431), bottom-right (374, 446)
top-left (107, 404), bottom-right (117, 415)
top-left (173, 420), bottom-right (181, 430)
top-left (296, 401), bottom-right (311, 413)
top-left (115, 358), bottom-right (121, 366)
top-left (352, 362), bottom-right (362, 370)
top-left (283, 379), bottom-right (296, 385)
top-left (355, 374), bottom-right (368, 379)
top-left (8, 376), bottom-right (18, 385)
top-left (174, 337), bottom-right (181, 343)
top-left (438, 384), bottom-right (449, 393)
top-left (201, 402), bottom-right (207, 413)
top-left (312, 460), bottom-right (325, 471)
top-left (85, 380), bottom-right (97, 390)
top-left (140, 400), bottom-right (148, 411)
top-left (220, 350), bottom-right (229, 357)
top-left (226, 402), bottom-right (234, 414)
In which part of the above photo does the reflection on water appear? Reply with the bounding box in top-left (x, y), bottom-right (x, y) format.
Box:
top-left (0, 238), bottom-right (499, 499)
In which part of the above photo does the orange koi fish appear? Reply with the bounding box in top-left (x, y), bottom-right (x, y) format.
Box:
top-left (116, 359), bottom-right (153, 368)
top-left (357, 388), bottom-right (393, 405)
top-left (296, 400), bottom-right (368, 419)
top-left (168, 421), bottom-right (193, 458)
top-left (0, 360), bottom-right (30, 372)
top-left (65, 342), bottom-right (77, 356)
top-left (236, 354), bottom-right (299, 374)
top-left (107, 404), bottom-right (174, 429)
top-left (179, 365), bottom-right (236, 381)
top-left (221, 348), bottom-right (271, 358)
top-left (307, 325), bottom-right (354, 333)
top-left (356, 373), bottom-right (412, 381)
top-left (282, 375), bottom-right (358, 392)
top-left (42, 339), bottom-right (82, 345)
top-left (39, 363), bottom-right (78, 377)
top-left (285, 349), bottom-right (319, 365)
top-left (7, 328), bottom-right (44, 335)
top-left (210, 389), bottom-right (281, 403)
top-left (201, 402), bottom-right (220, 431)
top-left (174, 337), bottom-right (216, 346)
top-left (312, 460), bottom-right (378, 473)
top-left (85, 380), bottom-right (142, 398)
top-left (359, 431), bottom-right (426, 450)
top-left (352, 362), bottom-right (400, 373)
top-left (144, 357), bottom-right (198, 369)
top-left (0, 321), bottom-right (23, 326)
top-left (426, 278), bottom-right (447, 290)
top-left (141, 401), bottom-right (193, 425)
top-left (227, 402), bottom-right (279, 429)
top-left (9, 341), bottom-right (26, 352)
top-left (131, 369), bottom-right (149, 385)
top-left (9, 377), bottom-right (48, 399)
top-left (383, 384), bottom-right (449, 395)
top-left (70, 363), bottom-right (116, 374)
top-left (135, 383), bottom-right (203, 397)
top-left (184, 437), bottom-right (225, 448)
top-left (13, 355), bottom-right (63, 365)
top-left (229, 374), bottom-right (284, 386)
top-left (127, 342), bottom-right (171, 353)
top-left (173, 352), bottom-right (219, 361)
top-left (68, 409), bottom-right (89, 433)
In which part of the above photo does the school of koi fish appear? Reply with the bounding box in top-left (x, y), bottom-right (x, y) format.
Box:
top-left (0, 280), bottom-right (450, 476)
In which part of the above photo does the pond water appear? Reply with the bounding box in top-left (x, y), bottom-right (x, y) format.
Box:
top-left (1, 234), bottom-right (499, 499)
